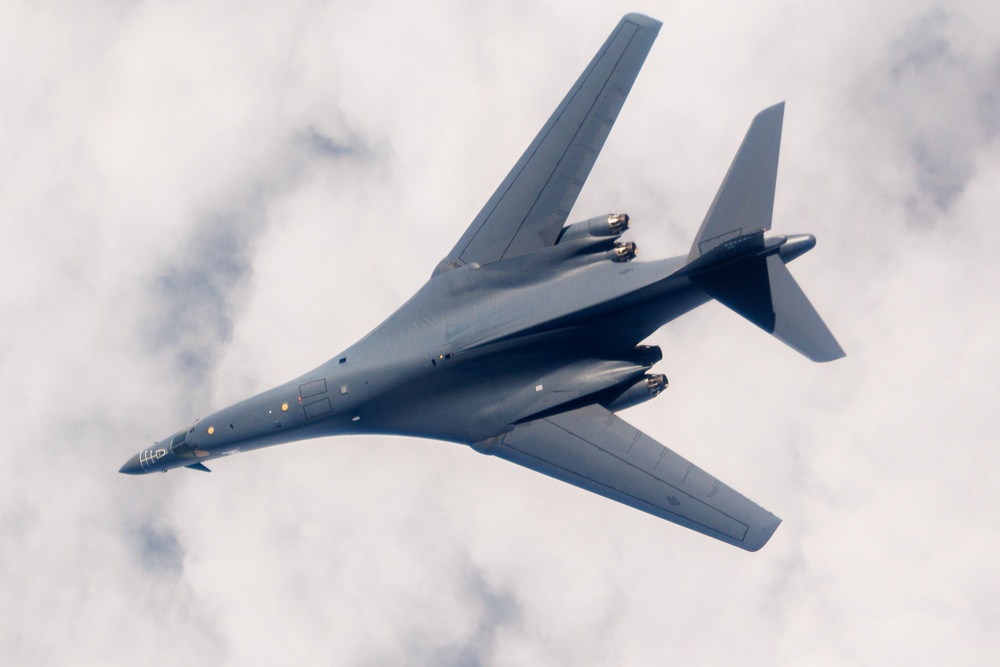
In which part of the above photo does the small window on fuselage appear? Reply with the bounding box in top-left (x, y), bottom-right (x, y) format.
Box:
top-left (170, 431), bottom-right (194, 458)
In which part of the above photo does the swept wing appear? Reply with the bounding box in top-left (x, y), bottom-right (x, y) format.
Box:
top-left (434, 13), bottom-right (661, 275)
top-left (477, 403), bottom-right (781, 551)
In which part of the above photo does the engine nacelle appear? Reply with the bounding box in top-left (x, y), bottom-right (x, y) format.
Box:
top-left (632, 345), bottom-right (662, 367)
top-left (608, 241), bottom-right (637, 262)
top-left (557, 213), bottom-right (630, 244)
top-left (604, 373), bottom-right (668, 412)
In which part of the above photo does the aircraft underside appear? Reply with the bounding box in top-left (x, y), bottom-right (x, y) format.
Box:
top-left (120, 13), bottom-right (842, 552)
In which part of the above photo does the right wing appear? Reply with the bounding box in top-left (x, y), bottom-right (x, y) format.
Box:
top-left (434, 14), bottom-right (661, 276)
top-left (475, 403), bottom-right (780, 551)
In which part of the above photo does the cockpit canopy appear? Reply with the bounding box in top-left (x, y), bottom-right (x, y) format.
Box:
top-left (169, 429), bottom-right (196, 459)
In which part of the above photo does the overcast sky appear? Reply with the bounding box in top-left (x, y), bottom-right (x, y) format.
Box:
top-left (3, 1), bottom-right (999, 665)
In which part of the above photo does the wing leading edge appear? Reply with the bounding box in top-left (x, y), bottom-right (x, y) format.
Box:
top-left (475, 403), bottom-right (781, 551)
top-left (434, 13), bottom-right (661, 276)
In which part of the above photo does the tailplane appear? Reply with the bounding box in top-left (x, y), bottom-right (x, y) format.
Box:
top-left (690, 250), bottom-right (845, 362)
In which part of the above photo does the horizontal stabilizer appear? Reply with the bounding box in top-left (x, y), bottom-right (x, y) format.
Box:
top-left (185, 462), bottom-right (211, 472)
top-left (765, 254), bottom-right (845, 361)
top-left (693, 254), bottom-right (845, 362)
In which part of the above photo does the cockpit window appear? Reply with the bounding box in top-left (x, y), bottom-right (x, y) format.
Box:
top-left (170, 431), bottom-right (195, 458)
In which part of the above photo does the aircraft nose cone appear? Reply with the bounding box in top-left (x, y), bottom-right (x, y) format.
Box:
top-left (119, 453), bottom-right (144, 475)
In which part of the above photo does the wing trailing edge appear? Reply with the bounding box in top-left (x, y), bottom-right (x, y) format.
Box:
top-left (474, 403), bottom-right (781, 551)
top-left (434, 14), bottom-right (661, 276)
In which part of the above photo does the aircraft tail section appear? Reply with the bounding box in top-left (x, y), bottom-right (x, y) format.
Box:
top-left (690, 250), bottom-right (845, 362)
top-left (681, 102), bottom-right (844, 362)
top-left (687, 102), bottom-right (784, 263)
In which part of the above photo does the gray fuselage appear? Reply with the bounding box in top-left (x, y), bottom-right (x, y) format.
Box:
top-left (124, 241), bottom-right (706, 474)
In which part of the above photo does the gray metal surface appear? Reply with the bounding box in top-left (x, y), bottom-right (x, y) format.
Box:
top-left (434, 13), bottom-right (661, 276)
top-left (476, 403), bottom-right (781, 551)
top-left (120, 14), bottom-right (844, 552)
top-left (688, 102), bottom-right (785, 262)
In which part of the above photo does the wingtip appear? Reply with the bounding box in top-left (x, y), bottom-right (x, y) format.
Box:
top-left (743, 515), bottom-right (782, 552)
top-left (622, 12), bottom-right (663, 30)
top-left (814, 347), bottom-right (847, 363)
top-left (754, 101), bottom-right (786, 123)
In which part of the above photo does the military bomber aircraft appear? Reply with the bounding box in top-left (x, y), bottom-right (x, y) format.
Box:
top-left (120, 13), bottom-right (844, 551)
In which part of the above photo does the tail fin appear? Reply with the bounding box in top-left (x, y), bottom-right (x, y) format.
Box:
top-left (685, 103), bottom-right (844, 362)
top-left (688, 102), bottom-right (784, 262)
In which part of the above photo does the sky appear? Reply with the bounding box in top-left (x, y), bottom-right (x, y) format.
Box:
top-left (2, 1), bottom-right (999, 664)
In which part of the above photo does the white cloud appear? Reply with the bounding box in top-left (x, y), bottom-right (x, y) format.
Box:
top-left (2, 1), bottom-right (998, 664)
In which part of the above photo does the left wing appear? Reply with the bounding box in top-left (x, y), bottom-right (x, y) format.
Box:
top-left (434, 13), bottom-right (661, 276)
top-left (475, 403), bottom-right (781, 551)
